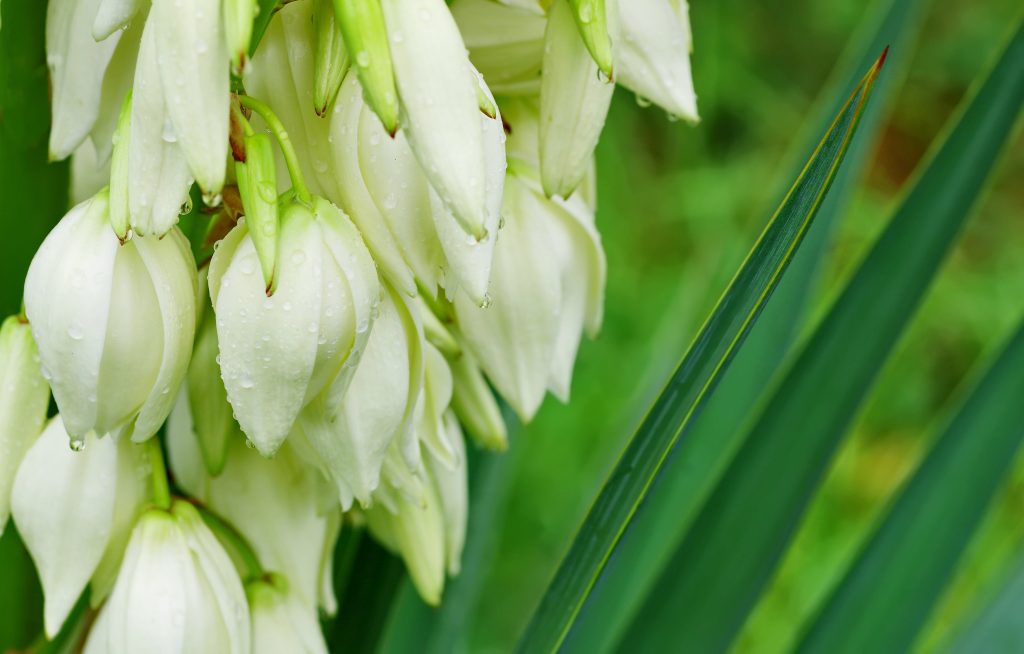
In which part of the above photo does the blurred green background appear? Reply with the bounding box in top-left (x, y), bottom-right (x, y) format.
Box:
top-left (1, 0), bottom-right (1021, 651)
top-left (465, 0), bottom-right (1023, 651)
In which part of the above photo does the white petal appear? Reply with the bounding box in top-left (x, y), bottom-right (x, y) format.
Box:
top-left (12, 418), bottom-right (118, 637)
top-left (152, 0), bottom-right (229, 193)
top-left (380, 0), bottom-right (488, 238)
top-left (250, 583), bottom-right (328, 654)
top-left (174, 502), bottom-right (251, 654)
top-left (428, 412), bottom-right (467, 575)
top-left (212, 217), bottom-right (321, 455)
top-left (106, 511), bottom-right (189, 654)
top-left (0, 317), bottom-right (50, 534)
top-left (129, 16), bottom-right (193, 237)
top-left (418, 345), bottom-right (456, 467)
top-left (166, 384), bottom-right (212, 499)
top-left (24, 196), bottom-right (117, 442)
top-left (92, 0), bottom-right (145, 41)
top-left (329, 73), bottom-right (418, 296)
top-left (129, 228), bottom-right (198, 441)
top-left (450, 0), bottom-right (545, 96)
top-left (46, 0), bottom-right (122, 159)
top-left (90, 19), bottom-right (142, 164)
top-left (453, 175), bottom-right (561, 421)
top-left (608, 0), bottom-right (699, 121)
top-left (539, 0), bottom-right (614, 199)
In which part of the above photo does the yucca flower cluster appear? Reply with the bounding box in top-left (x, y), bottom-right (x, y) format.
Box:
top-left (0, 0), bottom-right (696, 650)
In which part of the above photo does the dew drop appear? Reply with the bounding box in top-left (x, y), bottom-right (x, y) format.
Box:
top-left (356, 50), bottom-right (370, 67)
top-left (478, 293), bottom-right (492, 309)
top-left (69, 438), bottom-right (85, 452)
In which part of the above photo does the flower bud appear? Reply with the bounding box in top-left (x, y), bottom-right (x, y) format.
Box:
top-left (152, 0), bottom-right (230, 194)
top-left (332, 0), bottom-right (400, 135)
top-left (540, 0), bottom-right (614, 199)
top-left (607, 0), bottom-right (699, 121)
top-left (224, 0), bottom-right (257, 73)
top-left (83, 501), bottom-right (251, 654)
top-left (450, 0), bottom-right (546, 96)
top-left (24, 191), bottom-right (198, 444)
top-left (11, 417), bottom-right (149, 637)
top-left (248, 578), bottom-right (328, 654)
top-left (312, 0), bottom-right (350, 116)
top-left (380, 0), bottom-right (494, 239)
top-left (235, 132), bottom-right (280, 291)
top-left (209, 196), bottom-right (379, 456)
top-left (566, 0), bottom-right (613, 78)
top-left (449, 347), bottom-right (508, 451)
top-left (129, 17), bottom-right (194, 237)
top-left (108, 91), bottom-right (133, 240)
top-left (93, 0), bottom-right (145, 42)
top-left (454, 171), bottom-right (605, 421)
top-left (297, 283), bottom-right (424, 510)
top-left (0, 317), bottom-right (49, 535)
top-left (46, 0), bottom-right (123, 160)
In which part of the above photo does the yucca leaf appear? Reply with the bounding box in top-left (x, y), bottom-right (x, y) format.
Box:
top-left (795, 318), bottom-right (1024, 652)
top-left (945, 551), bottom-right (1024, 653)
top-left (563, 0), bottom-right (927, 648)
top-left (516, 49), bottom-right (887, 653)
top-left (622, 21), bottom-right (1024, 652)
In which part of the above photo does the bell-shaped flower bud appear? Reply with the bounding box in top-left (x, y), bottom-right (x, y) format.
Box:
top-left (128, 17), bottom-right (195, 237)
top-left (108, 92), bottom-right (133, 240)
top-left (11, 417), bottom-right (149, 637)
top-left (248, 578), bottom-right (328, 654)
top-left (332, 0), bottom-right (400, 135)
top-left (313, 0), bottom-right (350, 116)
top-left (566, 0), bottom-right (613, 78)
top-left (209, 196), bottom-right (379, 456)
top-left (235, 132), bottom-right (280, 292)
top-left (366, 407), bottom-right (468, 604)
top-left (448, 346), bottom-right (508, 451)
top-left (84, 501), bottom-right (251, 654)
top-left (0, 317), bottom-right (50, 534)
top-left (331, 71), bottom-right (505, 304)
top-left (540, 0), bottom-right (614, 199)
top-left (380, 0), bottom-right (495, 240)
top-left (151, 0), bottom-right (230, 195)
top-left (607, 0), bottom-right (699, 121)
top-left (224, 0), bottom-right (257, 73)
top-left (46, 0), bottom-right (123, 160)
top-left (92, 0), bottom-right (145, 41)
top-left (297, 283), bottom-right (424, 510)
top-left (454, 170), bottom-right (605, 421)
top-left (24, 191), bottom-right (198, 444)
top-left (450, 0), bottom-right (545, 96)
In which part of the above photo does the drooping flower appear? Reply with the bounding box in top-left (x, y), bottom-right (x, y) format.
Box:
top-left (248, 576), bottom-right (329, 654)
top-left (208, 196), bottom-right (379, 456)
top-left (83, 501), bottom-right (251, 654)
top-left (12, 416), bottom-right (150, 636)
top-left (24, 190), bottom-right (198, 445)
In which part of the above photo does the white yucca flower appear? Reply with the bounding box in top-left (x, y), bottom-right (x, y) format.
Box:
top-left (16, 0), bottom-right (698, 636)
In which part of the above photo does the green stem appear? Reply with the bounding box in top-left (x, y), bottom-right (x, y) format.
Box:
top-left (238, 95), bottom-right (312, 205)
top-left (146, 438), bottom-right (171, 511)
top-left (194, 503), bottom-right (265, 583)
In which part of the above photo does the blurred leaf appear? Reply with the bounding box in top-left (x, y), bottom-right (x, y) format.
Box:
top-left (0, 525), bottom-right (43, 649)
top-left (795, 318), bottom-right (1024, 652)
top-left (326, 530), bottom-right (404, 654)
top-left (249, 0), bottom-right (279, 56)
top-left (624, 21), bottom-right (1024, 652)
top-left (516, 51), bottom-right (886, 653)
top-left (945, 549), bottom-right (1024, 653)
top-left (378, 409), bottom-right (522, 654)
top-left (564, 0), bottom-right (928, 648)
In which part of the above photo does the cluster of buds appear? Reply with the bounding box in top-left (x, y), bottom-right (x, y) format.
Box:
top-left (2, 0), bottom-right (696, 649)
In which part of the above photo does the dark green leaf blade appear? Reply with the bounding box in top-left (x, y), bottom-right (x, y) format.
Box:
top-left (563, 0), bottom-right (928, 648)
top-left (945, 551), bottom-right (1024, 653)
top-left (795, 319), bottom-right (1024, 653)
top-left (516, 53), bottom-right (887, 653)
top-left (624, 21), bottom-right (1024, 653)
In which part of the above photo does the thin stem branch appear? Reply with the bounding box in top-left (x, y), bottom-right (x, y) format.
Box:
top-left (147, 438), bottom-right (172, 510)
top-left (237, 95), bottom-right (312, 205)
